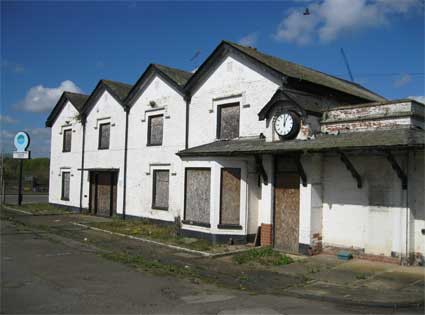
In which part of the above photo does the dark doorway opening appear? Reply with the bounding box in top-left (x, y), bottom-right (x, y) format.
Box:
top-left (89, 171), bottom-right (118, 217)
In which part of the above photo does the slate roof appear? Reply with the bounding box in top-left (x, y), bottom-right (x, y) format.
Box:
top-left (45, 92), bottom-right (89, 127)
top-left (63, 92), bottom-right (89, 112)
top-left (153, 64), bottom-right (192, 87)
top-left (177, 128), bottom-right (424, 157)
top-left (222, 41), bottom-right (386, 102)
top-left (101, 79), bottom-right (133, 103)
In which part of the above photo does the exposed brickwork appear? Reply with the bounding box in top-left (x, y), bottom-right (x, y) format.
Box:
top-left (260, 223), bottom-right (272, 246)
top-left (311, 233), bottom-right (322, 255)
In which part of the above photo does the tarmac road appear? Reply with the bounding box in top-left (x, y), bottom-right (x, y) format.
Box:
top-left (1, 194), bottom-right (48, 205)
top-left (1, 218), bottom-right (422, 315)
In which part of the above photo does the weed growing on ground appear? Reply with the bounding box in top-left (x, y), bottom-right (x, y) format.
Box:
top-left (89, 219), bottom-right (216, 252)
top-left (232, 246), bottom-right (294, 266)
top-left (101, 251), bottom-right (199, 278)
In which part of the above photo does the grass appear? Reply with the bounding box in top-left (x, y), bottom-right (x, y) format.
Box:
top-left (232, 246), bottom-right (294, 266)
top-left (3, 203), bottom-right (69, 215)
top-left (101, 251), bottom-right (198, 277)
top-left (88, 218), bottom-right (218, 252)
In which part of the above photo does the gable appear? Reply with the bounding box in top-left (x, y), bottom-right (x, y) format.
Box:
top-left (85, 89), bottom-right (124, 120)
top-left (45, 92), bottom-right (88, 127)
top-left (126, 64), bottom-right (191, 107)
top-left (82, 80), bottom-right (132, 116)
top-left (185, 41), bottom-right (386, 103)
top-left (190, 51), bottom-right (281, 98)
top-left (131, 74), bottom-right (184, 110)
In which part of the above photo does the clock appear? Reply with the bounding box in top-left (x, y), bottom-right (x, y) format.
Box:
top-left (273, 111), bottom-right (300, 140)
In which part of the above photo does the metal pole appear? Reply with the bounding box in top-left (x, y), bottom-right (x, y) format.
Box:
top-left (18, 159), bottom-right (23, 205)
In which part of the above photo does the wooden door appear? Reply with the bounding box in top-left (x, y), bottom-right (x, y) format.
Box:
top-left (89, 172), bottom-right (117, 217)
top-left (274, 172), bottom-right (300, 252)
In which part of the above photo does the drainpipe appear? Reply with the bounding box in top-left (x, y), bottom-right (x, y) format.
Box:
top-left (404, 151), bottom-right (410, 264)
top-left (122, 106), bottom-right (130, 220)
top-left (184, 94), bottom-right (191, 150)
top-left (79, 116), bottom-right (86, 213)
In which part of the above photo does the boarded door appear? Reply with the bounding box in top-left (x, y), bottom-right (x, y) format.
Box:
top-left (220, 168), bottom-right (241, 225)
top-left (89, 172), bottom-right (117, 217)
top-left (274, 159), bottom-right (300, 252)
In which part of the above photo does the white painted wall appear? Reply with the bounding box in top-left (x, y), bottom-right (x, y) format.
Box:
top-left (48, 100), bottom-right (83, 209)
top-left (125, 74), bottom-right (186, 222)
top-left (188, 52), bottom-right (280, 147)
top-left (83, 90), bottom-right (127, 212)
top-left (320, 153), bottom-right (424, 257)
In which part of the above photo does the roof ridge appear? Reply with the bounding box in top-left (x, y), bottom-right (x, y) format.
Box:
top-left (223, 40), bottom-right (386, 102)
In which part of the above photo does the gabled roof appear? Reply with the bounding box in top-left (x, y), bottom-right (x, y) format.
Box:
top-left (101, 79), bottom-right (133, 103)
top-left (153, 64), bottom-right (192, 87)
top-left (177, 128), bottom-right (424, 157)
top-left (81, 79), bottom-right (133, 116)
top-left (45, 91), bottom-right (89, 127)
top-left (125, 63), bottom-right (192, 106)
top-left (184, 40), bottom-right (386, 102)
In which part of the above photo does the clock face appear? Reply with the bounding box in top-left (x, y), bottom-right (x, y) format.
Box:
top-left (274, 113), bottom-right (294, 136)
top-left (273, 111), bottom-right (300, 140)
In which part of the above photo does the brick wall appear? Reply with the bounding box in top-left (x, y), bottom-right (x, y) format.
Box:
top-left (261, 223), bottom-right (272, 246)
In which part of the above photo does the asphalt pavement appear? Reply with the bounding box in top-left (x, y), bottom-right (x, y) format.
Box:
top-left (3, 217), bottom-right (421, 314)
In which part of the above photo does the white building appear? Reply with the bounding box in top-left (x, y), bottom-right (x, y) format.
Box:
top-left (46, 41), bottom-right (425, 264)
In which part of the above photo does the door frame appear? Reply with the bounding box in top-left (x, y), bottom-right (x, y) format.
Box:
top-left (89, 171), bottom-right (118, 217)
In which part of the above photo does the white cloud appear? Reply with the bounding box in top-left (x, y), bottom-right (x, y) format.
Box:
top-left (408, 96), bottom-right (425, 104)
top-left (0, 115), bottom-right (17, 124)
top-left (393, 74), bottom-right (412, 87)
top-left (238, 32), bottom-right (259, 47)
top-left (274, 0), bottom-right (420, 45)
top-left (17, 80), bottom-right (82, 113)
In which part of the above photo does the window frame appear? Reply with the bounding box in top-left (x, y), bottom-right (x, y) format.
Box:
top-left (62, 129), bottom-right (72, 153)
top-left (216, 102), bottom-right (240, 140)
top-left (182, 167), bottom-right (211, 228)
top-left (151, 169), bottom-right (170, 210)
top-left (61, 171), bottom-right (70, 201)
top-left (147, 114), bottom-right (164, 146)
top-left (98, 122), bottom-right (111, 150)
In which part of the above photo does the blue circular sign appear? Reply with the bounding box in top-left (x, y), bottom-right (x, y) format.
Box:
top-left (14, 131), bottom-right (30, 152)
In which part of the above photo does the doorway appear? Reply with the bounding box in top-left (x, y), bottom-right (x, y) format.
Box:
top-left (89, 171), bottom-right (117, 216)
top-left (274, 157), bottom-right (300, 252)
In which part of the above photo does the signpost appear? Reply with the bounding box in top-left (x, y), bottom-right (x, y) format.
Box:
top-left (13, 132), bottom-right (31, 205)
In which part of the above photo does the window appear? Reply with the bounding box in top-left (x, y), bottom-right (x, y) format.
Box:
top-left (184, 168), bottom-right (211, 226)
top-left (61, 172), bottom-right (70, 201)
top-left (62, 129), bottom-right (72, 152)
top-left (152, 170), bottom-right (169, 210)
top-left (219, 168), bottom-right (241, 227)
top-left (217, 103), bottom-right (240, 139)
top-left (98, 123), bottom-right (110, 150)
top-left (147, 115), bottom-right (163, 146)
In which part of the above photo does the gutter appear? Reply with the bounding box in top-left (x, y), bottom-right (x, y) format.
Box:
top-left (184, 94), bottom-right (191, 149)
top-left (122, 106), bottom-right (130, 220)
top-left (79, 117), bottom-right (86, 213)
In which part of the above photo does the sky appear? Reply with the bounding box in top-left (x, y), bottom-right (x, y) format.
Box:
top-left (1, 0), bottom-right (424, 157)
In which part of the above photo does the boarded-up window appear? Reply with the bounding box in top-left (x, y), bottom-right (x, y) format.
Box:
top-left (217, 103), bottom-right (240, 139)
top-left (152, 170), bottom-right (169, 210)
top-left (61, 172), bottom-right (70, 201)
top-left (62, 129), bottom-right (72, 152)
top-left (220, 168), bottom-right (241, 225)
top-left (98, 123), bottom-right (110, 150)
top-left (184, 168), bottom-right (210, 225)
top-left (148, 115), bottom-right (163, 146)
